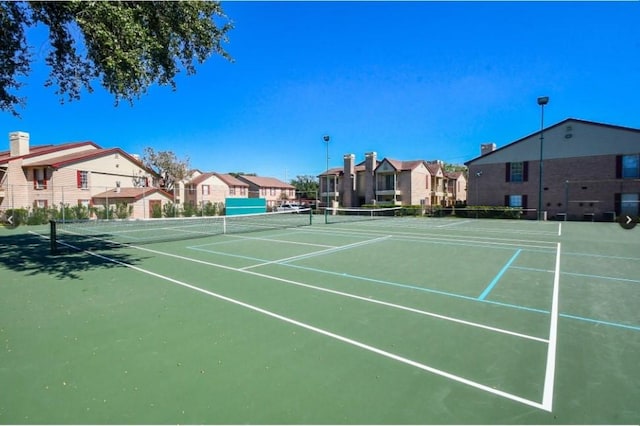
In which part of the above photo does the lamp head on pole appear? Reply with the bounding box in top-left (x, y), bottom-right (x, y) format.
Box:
top-left (323, 135), bottom-right (330, 142)
top-left (537, 96), bottom-right (549, 106)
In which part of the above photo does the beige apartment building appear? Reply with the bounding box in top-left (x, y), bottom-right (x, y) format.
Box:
top-left (235, 175), bottom-right (296, 209)
top-left (466, 118), bottom-right (640, 221)
top-left (181, 171), bottom-right (249, 208)
top-left (0, 131), bottom-right (168, 219)
top-left (320, 151), bottom-right (467, 208)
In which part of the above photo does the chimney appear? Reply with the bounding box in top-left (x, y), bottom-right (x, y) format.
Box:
top-left (342, 154), bottom-right (355, 207)
top-left (9, 131), bottom-right (30, 157)
top-left (481, 143), bottom-right (496, 156)
top-left (364, 151), bottom-right (377, 205)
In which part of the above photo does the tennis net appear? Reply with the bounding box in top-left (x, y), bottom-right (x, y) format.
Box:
top-left (323, 206), bottom-right (403, 224)
top-left (51, 208), bottom-right (312, 251)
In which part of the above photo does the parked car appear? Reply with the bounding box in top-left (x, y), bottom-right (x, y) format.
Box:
top-left (276, 202), bottom-right (302, 212)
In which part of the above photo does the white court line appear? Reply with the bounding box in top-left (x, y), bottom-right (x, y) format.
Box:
top-left (241, 235), bottom-right (390, 271)
top-left (226, 233), bottom-right (335, 249)
top-left (558, 223), bottom-right (562, 236)
top-left (435, 220), bottom-right (474, 228)
top-left (541, 242), bottom-right (561, 411)
top-left (49, 234), bottom-right (548, 412)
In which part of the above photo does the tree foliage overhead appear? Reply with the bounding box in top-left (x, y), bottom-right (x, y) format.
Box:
top-left (1, 1), bottom-right (233, 116)
top-left (142, 147), bottom-right (190, 192)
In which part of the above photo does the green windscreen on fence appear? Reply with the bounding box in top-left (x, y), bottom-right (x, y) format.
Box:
top-left (225, 198), bottom-right (267, 216)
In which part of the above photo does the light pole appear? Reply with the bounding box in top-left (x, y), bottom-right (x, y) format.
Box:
top-left (537, 96), bottom-right (549, 221)
top-left (475, 171), bottom-right (482, 206)
top-left (323, 135), bottom-right (330, 223)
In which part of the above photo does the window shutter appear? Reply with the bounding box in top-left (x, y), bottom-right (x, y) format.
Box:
top-left (43, 169), bottom-right (48, 189)
top-left (522, 194), bottom-right (528, 209)
top-left (614, 193), bottom-right (621, 215)
top-left (615, 155), bottom-right (622, 179)
top-left (523, 161), bottom-right (529, 182)
top-left (505, 163), bottom-right (511, 182)
top-left (33, 169), bottom-right (37, 189)
top-left (77, 170), bottom-right (82, 188)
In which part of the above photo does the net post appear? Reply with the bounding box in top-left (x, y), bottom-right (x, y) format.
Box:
top-left (49, 220), bottom-right (57, 255)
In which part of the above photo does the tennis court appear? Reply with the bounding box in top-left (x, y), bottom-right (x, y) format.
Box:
top-left (1, 211), bottom-right (639, 424)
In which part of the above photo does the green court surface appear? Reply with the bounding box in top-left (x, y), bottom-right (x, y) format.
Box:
top-left (1, 216), bottom-right (639, 424)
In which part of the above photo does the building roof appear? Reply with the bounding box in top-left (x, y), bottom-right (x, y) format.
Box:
top-left (187, 172), bottom-right (249, 187)
top-left (379, 158), bottom-right (426, 172)
top-left (189, 172), bottom-right (215, 186)
top-left (425, 162), bottom-right (444, 175)
top-left (25, 147), bottom-right (155, 175)
top-left (0, 141), bottom-right (100, 165)
top-left (237, 175), bottom-right (295, 189)
top-left (318, 167), bottom-right (343, 177)
top-left (92, 187), bottom-right (173, 202)
top-left (214, 173), bottom-right (249, 187)
top-left (0, 139), bottom-right (158, 176)
top-left (445, 171), bottom-right (465, 180)
top-left (465, 117), bottom-right (640, 165)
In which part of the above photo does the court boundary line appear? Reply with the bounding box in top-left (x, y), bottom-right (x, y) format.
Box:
top-left (49, 234), bottom-right (549, 412)
top-left (541, 242), bottom-right (561, 411)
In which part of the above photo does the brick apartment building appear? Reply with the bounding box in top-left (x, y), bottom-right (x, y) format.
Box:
top-left (466, 118), bottom-right (640, 221)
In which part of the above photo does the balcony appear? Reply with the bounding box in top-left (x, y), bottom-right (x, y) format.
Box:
top-left (376, 189), bottom-right (402, 196)
top-left (320, 191), bottom-right (340, 199)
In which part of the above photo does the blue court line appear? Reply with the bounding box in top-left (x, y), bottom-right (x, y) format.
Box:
top-left (478, 249), bottom-right (522, 300)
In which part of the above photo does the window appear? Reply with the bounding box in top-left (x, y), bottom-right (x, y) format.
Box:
top-left (229, 187), bottom-right (236, 195)
top-left (270, 187), bottom-right (276, 196)
top-left (381, 174), bottom-right (394, 190)
top-left (506, 161), bottom-right (529, 182)
top-left (240, 187), bottom-right (246, 196)
top-left (33, 168), bottom-right (47, 189)
top-left (505, 194), bottom-right (528, 208)
top-left (202, 185), bottom-right (210, 195)
top-left (77, 170), bottom-right (88, 189)
top-left (621, 154), bottom-right (640, 178)
top-left (34, 199), bottom-right (48, 208)
top-left (616, 193), bottom-right (639, 216)
top-left (505, 161), bottom-right (529, 182)
top-left (509, 195), bottom-right (522, 207)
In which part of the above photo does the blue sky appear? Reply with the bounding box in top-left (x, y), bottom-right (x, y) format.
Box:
top-left (1, 1), bottom-right (639, 182)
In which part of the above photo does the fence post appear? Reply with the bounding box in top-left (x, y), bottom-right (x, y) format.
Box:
top-left (49, 220), bottom-right (57, 255)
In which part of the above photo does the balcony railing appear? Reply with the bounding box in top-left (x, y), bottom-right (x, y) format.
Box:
top-left (376, 189), bottom-right (402, 196)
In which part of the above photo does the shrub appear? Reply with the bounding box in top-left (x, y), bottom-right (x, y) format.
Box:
top-left (115, 202), bottom-right (133, 219)
top-left (163, 202), bottom-right (178, 218)
top-left (151, 203), bottom-right (162, 218)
